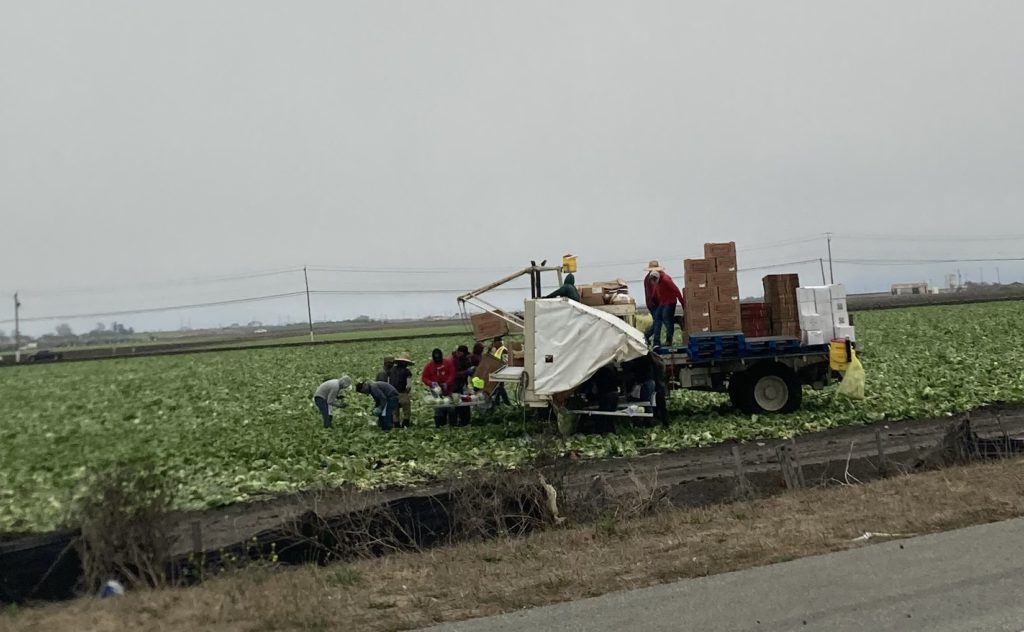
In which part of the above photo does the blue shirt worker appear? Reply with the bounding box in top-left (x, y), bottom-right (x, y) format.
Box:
top-left (356, 381), bottom-right (401, 431)
top-left (313, 375), bottom-right (352, 428)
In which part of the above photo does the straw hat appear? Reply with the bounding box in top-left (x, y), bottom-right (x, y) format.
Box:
top-left (645, 260), bottom-right (664, 272)
top-left (394, 352), bottom-right (414, 364)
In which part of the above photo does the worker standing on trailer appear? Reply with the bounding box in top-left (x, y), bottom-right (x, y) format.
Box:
top-left (643, 261), bottom-right (662, 342)
top-left (421, 348), bottom-right (457, 427)
top-left (312, 375), bottom-right (352, 429)
top-left (544, 273), bottom-right (580, 301)
top-left (355, 381), bottom-right (400, 431)
top-left (649, 269), bottom-right (685, 349)
top-left (390, 352), bottom-right (415, 428)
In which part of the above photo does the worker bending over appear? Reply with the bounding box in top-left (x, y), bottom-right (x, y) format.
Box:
top-left (356, 380), bottom-right (401, 431)
top-left (313, 375), bottom-right (352, 428)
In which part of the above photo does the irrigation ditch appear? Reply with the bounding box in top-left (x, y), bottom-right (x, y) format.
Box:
top-left (4, 405), bottom-right (1024, 604)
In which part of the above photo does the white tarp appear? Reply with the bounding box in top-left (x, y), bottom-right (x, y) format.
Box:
top-left (532, 298), bottom-right (649, 396)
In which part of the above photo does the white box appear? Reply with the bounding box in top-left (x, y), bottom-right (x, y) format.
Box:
top-left (834, 325), bottom-right (856, 342)
top-left (796, 287), bottom-right (817, 304)
top-left (831, 299), bottom-right (848, 314)
top-left (798, 313), bottom-right (832, 334)
top-left (828, 284), bottom-right (847, 300)
top-left (833, 313), bottom-right (850, 327)
top-left (802, 330), bottom-right (826, 346)
top-left (799, 300), bottom-right (821, 317)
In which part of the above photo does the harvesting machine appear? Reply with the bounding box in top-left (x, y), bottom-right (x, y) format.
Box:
top-left (457, 260), bottom-right (852, 423)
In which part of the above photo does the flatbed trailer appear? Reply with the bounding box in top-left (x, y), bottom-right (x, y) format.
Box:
top-left (656, 332), bottom-right (836, 414)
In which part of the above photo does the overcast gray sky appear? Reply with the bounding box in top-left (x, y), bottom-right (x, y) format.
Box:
top-left (2, 1), bottom-right (1023, 335)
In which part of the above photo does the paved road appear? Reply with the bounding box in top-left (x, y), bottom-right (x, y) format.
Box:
top-left (421, 518), bottom-right (1024, 632)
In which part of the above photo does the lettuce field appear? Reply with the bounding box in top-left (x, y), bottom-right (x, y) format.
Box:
top-left (3, 301), bottom-right (1024, 532)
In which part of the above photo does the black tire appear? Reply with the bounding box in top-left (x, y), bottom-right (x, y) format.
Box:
top-left (743, 363), bottom-right (802, 414)
top-left (728, 371), bottom-right (753, 413)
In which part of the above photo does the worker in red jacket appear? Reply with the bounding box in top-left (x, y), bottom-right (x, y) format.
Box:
top-left (649, 270), bottom-right (684, 348)
top-left (643, 260), bottom-right (662, 344)
top-left (421, 348), bottom-right (457, 427)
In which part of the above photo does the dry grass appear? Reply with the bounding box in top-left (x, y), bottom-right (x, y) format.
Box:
top-left (5, 458), bottom-right (1024, 632)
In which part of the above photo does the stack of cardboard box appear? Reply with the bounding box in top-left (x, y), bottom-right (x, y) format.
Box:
top-left (705, 242), bottom-right (742, 332)
top-left (762, 274), bottom-right (801, 338)
top-left (740, 302), bottom-right (770, 338)
top-left (683, 257), bottom-right (714, 335)
top-left (683, 242), bottom-right (742, 334)
top-left (796, 284), bottom-right (855, 345)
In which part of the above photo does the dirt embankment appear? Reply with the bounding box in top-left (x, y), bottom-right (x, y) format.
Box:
top-left (6, 456), bottom-right (1024, 632)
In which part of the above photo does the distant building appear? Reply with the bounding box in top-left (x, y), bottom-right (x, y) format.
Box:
top-left (891, 282), bottom-right (928, 296)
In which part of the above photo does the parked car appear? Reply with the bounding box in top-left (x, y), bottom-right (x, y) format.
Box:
top-left (27, 350), bottom-right (63, 363)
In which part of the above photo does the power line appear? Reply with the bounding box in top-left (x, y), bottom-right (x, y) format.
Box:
top-left (15, 267), bottom-right (304, 297)
top-left (835, 256), bottom-right (1024, 266)
top-left (0, 292), bottom-right (307, 324)
top-left (834, 232), bottom-right (1024, 243)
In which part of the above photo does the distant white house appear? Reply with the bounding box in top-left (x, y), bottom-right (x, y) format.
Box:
top-left (891, 282), bottom-right (928, 296)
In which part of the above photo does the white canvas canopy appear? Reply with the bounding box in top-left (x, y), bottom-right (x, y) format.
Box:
top-left (531, 298), bottom-right (649, 396)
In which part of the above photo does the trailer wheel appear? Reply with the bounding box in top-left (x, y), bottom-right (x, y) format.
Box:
top-left (728, 372), bottom-right (753, 413)
top-left (745, 364), bottom-right (802, 414)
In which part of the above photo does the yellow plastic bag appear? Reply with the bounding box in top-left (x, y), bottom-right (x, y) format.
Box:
top-left (837, 351), bottom-right (866, 400)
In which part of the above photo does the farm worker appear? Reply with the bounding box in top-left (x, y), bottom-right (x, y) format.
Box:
top-left (390, 352), bottom-right (415, 428)
top-left (649, 269), bottom-right (685, 349)
top-left (421, 348), bottom-right (457, 427)
top-left (544, 273), bottom-right (580, 302)
top-left (643, 260), bottom-right (662, 343)
top-left (451, 345), bottom-right (473, 426)
top-left (469, 342), bottom-right (485, 368)
top-left (313, 375), bottom-right (352, 429)
top-left (376, 356), bottom-right (395, 383)
top-left (487, 337), bottom-right (512, 406)
top-left (488, 337), bottom-right (509, 364)
top-left (355, 381), bottom-right (400, 431)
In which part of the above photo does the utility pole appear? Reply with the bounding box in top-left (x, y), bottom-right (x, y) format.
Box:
top-left (997, 267), bottom-right (1001, 285)
top-left (303, 266), bottom-right (314, 343)
top-left (825, 232), bottom-right (834, 284)
top-left (819, 258), bottom-right (826, 284)
top-left (13, 292), bottom-right (21, 363)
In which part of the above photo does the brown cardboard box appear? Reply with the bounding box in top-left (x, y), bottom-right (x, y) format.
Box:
top-left (470, 312), bottom-right (510, 341)
top-left (684, 273), bottom-right (708, 288)
top-left (685, 312), bottom-right (712, 334)
top-left (714, 256), bottom-right (738, 273)
top-left (685, 302), bottom-right (711, 319)
top-left (704, 242), bottom-right (737, 259)
top-left (709, 271), bottom-right (738, 288)
top-left (763, 274), bottom-right (800, 292)
top-left (684, 258), bottom-right (715, 274)
top-left (717, 286), bottom-right (741, 302)
top-left (578, 286), bottom-right (606, 307)
top-left (710, 313), bottom-right (742, 331)
top-left (684, 286), bottom-right (716, 303)
top-left (710, 301), bottom-right (740, 318)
